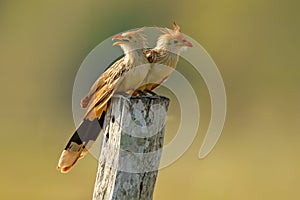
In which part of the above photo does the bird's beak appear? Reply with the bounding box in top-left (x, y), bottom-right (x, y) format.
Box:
top-left (112, 34), bottom-right (122, 41)
top-left (184, 40), bottom-right (193, 47)
top-left (112, 34), bottom-right (129, 46)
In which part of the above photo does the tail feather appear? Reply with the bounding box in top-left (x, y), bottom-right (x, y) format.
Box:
top-left (57, 113), bottom-right (105, 173)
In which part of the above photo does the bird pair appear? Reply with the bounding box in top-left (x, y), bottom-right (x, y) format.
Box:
top-left (57, 22), bottom-right (193, 173)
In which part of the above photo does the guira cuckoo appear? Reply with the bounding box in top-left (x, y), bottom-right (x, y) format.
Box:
top-left (57, 29), bottom-right (150, 173)
top-left (141, 22), bottom-right (193, 93)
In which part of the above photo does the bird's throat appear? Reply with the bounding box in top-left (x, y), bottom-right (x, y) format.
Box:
top-left (125, 49), bottom-right (146, 65)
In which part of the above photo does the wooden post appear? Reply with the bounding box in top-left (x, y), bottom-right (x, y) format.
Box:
top-left (93, 95), bottom-right (170, 200)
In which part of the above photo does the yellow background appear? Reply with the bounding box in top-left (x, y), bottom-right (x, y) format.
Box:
top-left (0, 0), bottom-right (299, 199)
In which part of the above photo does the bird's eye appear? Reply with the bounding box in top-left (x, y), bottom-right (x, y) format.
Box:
top-left (182, 39), bottom-right (187, 42)
top-left (128, 36), bottom-right (132, 40)
top-left (174, 40), bottom-right (178, 44)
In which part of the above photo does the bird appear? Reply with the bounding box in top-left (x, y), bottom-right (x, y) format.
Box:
top-left (140, 22), bottom-right (193, 93)
top-left (57, 28), bottom-right (150, 173)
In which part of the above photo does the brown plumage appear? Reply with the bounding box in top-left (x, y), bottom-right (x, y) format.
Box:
top-left (141, 22), bottom-right (193, 92)
top-left (57, 29), bottom-right (150, 173)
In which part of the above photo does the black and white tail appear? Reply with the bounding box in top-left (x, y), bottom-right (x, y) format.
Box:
top-left (57, 113), bottom-right (105, 173)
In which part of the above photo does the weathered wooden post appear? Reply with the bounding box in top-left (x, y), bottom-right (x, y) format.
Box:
top-left (93, 94), bottom-right (169, 200)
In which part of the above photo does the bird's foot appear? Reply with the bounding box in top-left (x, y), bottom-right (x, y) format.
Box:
top-left (131, 89), bottom-right (148, 96)
top-left (145, 89), bottom-right (158, 96)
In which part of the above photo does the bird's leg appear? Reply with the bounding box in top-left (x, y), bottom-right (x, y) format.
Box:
top-left (145, 89), bottom-right (158, 96)
top-left (132, 89), bottom-right (149, 96)
top-left (136, 90), bottom-right (147, 96)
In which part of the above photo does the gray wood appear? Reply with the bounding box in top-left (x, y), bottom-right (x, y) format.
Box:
top-left (93, 94), bottom-right (169, 200)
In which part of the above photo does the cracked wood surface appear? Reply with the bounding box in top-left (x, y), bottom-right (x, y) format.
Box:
top-left (93, 95), bottom-right (169, 200)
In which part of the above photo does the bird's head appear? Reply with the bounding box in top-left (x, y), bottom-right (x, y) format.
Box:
top-left (156, 22), bottom-right (193, 53)
top-left (112, 28), bottom-right (146, 54)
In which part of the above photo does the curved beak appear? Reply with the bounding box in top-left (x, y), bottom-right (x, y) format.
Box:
top-left (184, 40), bottom-right (193, 47)
top-left (112, 34), bottom-right (128, 46)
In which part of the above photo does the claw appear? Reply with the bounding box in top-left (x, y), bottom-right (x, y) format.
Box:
top-left (145, 89), bottom-right (158, 96)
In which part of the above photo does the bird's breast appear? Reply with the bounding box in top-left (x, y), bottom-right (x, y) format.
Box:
top-left (116, 63), bottom-right (151, 92)
top-left (144, 63), bottom-right (174, 86)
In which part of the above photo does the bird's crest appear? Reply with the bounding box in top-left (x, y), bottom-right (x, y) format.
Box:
top-left (158, 21), bottom-right (181, 36)
top-left (124, 28), bottom-right (145, 36)
top-left (134, 27), bottom-right (144, 33)
top-left (155, 22), bottom-right (189, 51)
top-left (172, 22), bottom-right (181, 32)
top-left (125, 28), bottom-right (147, 43)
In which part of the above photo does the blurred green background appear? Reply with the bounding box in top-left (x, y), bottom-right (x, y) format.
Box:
top-left (1, 0), bottom-right (299, 199)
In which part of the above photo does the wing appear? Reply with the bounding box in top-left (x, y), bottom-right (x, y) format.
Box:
top-left (146, 48), bottom-right (170, 63)
top-left (146, 49), bottom-right (157, 63)
top-left (82, 57), bottom-right (129, 119)
top-left (81, 54), bottom-right (125, 108)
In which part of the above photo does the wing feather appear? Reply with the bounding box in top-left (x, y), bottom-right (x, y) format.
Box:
top-left (82, 57), bottom-right (129, 119)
